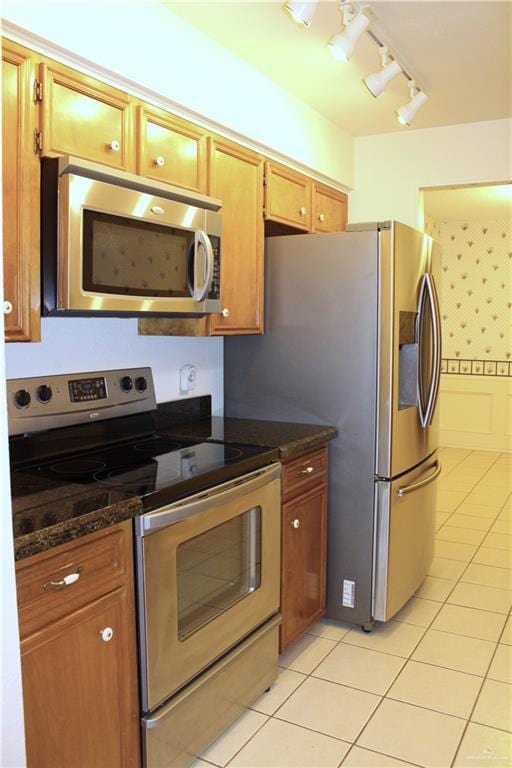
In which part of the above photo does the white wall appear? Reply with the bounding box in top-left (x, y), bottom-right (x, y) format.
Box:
top-left (351, 118), bottom-right (512, 452)
top-left (2, 1), bottom-right (354, 187)
top-left (5, 319), bottom-right (223, 407)
top-left (350, 118), bottom-right (511, 227)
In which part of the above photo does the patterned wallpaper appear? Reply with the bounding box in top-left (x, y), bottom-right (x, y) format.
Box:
top-left (425, 218), bottom-right (512, 377)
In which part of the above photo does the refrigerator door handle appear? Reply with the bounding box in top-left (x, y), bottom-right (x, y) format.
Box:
top-left (396, 460), bottom-right (441, 497)
top-left (417, 273), bottom-right (442, 428)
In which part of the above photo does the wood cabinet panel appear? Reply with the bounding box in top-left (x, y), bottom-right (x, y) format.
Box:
top-left (2, 40), bottom-right (40, 342)
top-left (282, 447), bottom-right (327, 498)
top-left (17, 525), bottom-right (130, 639)
top-left (208, 137), bottom-right (264, 335)
top-left (17, 522), bottom-right (140, 768)
top-left (137, 105), bottom-right (207, 192)
top-left (40, 61), bottom-right (134, 171)
top-left (313, 184), bottom-right (347, 233)
top-left (264, 161), bottom-right (311, 231)
top-left (21, 587), bottom-right (139, 768)
top-left (281, 482), bottom-right (328, 651)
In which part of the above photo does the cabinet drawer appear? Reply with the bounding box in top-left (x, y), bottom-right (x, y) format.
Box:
top-left (16, 522), bottom-right (131, 639)
top-left (282, 447), bottom-right (327, 498)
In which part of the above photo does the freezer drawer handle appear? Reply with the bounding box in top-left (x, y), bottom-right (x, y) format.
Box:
top-left (396, 461), bottom-right (441, 497)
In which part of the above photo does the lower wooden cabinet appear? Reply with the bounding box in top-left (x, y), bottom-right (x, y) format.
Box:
top-left (280, 447), bottom-right (328, 652)
top-left (16, 522), bottom-right (140, 768)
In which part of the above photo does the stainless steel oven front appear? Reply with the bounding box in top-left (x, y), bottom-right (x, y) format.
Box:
top-left (135, 462), bottom-right (281, 714)
top-left (41, 156), bottom-right (222, 316)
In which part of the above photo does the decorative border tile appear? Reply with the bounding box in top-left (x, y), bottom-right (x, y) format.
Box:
top-left (442, 359), bottom-right (512, 377)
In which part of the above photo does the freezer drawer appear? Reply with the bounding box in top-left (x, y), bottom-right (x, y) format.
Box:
top-left (142, 614), bottom-right (280, 768)
top-left (373, 455), bottom-right (440, 622)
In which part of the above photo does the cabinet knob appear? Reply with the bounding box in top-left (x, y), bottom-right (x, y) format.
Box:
top-left (318, 213), bottom-right (326, 222)
top-left (108, 140), bottom-right (120, 152)
top-left (3, 300), bottom-right (13, 315)
top-left (100, 627), bottom-right (114, 642)
top-left (154, 155), bottom-right (166, 167)
top-left (222, 308), bottom-right (230, 318)
top-left (43, 570), bottom-right (81, 591)
top-left (297, 466), bottom-right (314, 476)
top-left (291, 519), bottom-right (301, 529)
top-left (300, 207), bottom-right (307, 216)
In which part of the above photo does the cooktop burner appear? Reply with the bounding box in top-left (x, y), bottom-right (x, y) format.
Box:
top-left (51, 458), bottom-right (107, 475)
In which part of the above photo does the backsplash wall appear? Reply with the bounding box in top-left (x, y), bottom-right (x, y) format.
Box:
top-left (5, 318), bottom-right (224, 411)
top-left (425, 218), bottom-right (512, 376)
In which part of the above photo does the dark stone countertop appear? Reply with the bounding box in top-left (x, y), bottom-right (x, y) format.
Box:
top-left (11, 414), bottom-right (335, 561)
top-left (156, 414), bottom-right (337, 461)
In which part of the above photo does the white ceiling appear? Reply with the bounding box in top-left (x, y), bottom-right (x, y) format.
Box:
top-left (424, 184), bottom-right (512, 221)
top-left (167, 0), bottom-right (512, 137)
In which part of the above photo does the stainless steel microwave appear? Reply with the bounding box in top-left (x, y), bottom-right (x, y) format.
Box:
top-left (41, 156), bottom-right (222, 316)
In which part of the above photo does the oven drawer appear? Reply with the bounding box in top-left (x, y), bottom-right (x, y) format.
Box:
top-left (282, 447), bottom-right (327, 498)
top-left (142, 613), bottom-right (280, 768)
top-left (16, 523), bottom-right (131, 639)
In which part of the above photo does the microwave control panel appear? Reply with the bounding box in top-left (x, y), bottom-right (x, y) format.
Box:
top-left (210, 236), bottom-right (221, 300)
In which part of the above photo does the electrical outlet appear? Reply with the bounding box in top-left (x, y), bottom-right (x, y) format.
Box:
top-left (179, 364), bottom-right (197, 395)
top-left (342, 579), bottom-right (355, 608)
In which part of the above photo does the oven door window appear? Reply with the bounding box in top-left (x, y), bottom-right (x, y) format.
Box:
top-left (176, 507), bottom-right (262, 640)
top-left (82, 210), bottom-right (194, 297)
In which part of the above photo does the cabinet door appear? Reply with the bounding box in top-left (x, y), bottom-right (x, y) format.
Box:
top-left (2, 40), bottom-right (40, 342)
top-left (264, 162), bottom-right (311, 231)
top-left (313, 184), bottom-right (348, 233)
top-left (208, 137), bottom-right (264, 335)
top-left (21, 587), bottom-right (140, 768)
top-left (40, 61), bottom-right (134, 171)
top-left (281, 484), bottom-right (327, 651)
top-left (137, 104), bottom-right (207, 192)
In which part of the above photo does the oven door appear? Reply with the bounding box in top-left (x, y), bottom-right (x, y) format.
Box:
top-left (56, 172), bottom-right (221, 315)
top-left (135, 463), bottom-right (281, 712)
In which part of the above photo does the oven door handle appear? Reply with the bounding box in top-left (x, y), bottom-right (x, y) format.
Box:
top-left (137, 462), bottom-right (281, 536)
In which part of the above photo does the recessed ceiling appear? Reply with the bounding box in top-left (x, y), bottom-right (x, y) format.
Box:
top-left (167, 1), bottom-right (511, 137)
top-left (424, 184), bottom-right (512, 221)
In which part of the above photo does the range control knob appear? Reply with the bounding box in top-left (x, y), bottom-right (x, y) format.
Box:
top-left (37, 384), bottom-right (53, 403)
top-left (120, 376), bottom-right (134, 392)
top-left (14, 389), bottom-right (31, 409)
top-left (135, 376), bottom-right (147, 392)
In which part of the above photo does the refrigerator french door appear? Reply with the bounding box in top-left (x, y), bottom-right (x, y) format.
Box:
top-left (224, 221), bottom-right (442, 628)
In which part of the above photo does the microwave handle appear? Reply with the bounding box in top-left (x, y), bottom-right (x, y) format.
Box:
top-left (194, 230), bottom-right (214, 302)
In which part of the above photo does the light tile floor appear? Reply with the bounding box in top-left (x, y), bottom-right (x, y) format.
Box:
top-left (194, 448), bottom-right (512, 768)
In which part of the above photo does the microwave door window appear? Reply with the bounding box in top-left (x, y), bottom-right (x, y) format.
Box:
top-left (82, 210), bottom-right (194, 298)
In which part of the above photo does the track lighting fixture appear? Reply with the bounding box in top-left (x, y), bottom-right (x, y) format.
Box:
top-left (396, 80), bottom-right (428, 126)
top-left (328, 6), bottom-right (370, 62)
top-left (363, 47), bottom-right (402, 98)
top-left (282, 1), bottom-right (318, 28)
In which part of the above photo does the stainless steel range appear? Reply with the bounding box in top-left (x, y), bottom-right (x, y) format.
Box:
top-left (8, 368), bottom-right (282, 768)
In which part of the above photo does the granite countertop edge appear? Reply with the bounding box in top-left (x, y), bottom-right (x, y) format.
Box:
top-left (14, 496), bottom-right (143, 562)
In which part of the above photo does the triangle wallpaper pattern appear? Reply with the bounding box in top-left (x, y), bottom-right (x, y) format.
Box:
top-left (425, 218), bottom-right (512, 377)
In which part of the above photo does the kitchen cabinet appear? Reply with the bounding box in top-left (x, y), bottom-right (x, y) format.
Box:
top-left (264, 161), bottom-right (312, 232)
top-left (280, 447), bottom-right (328, 652)
top-left (313, 183), bottom-right (348, 233)
top-left (2, 39), bottom-right (40, 342)
top-left (16, 522), bottom-right (140, 768)
top-left (207, 137), bottom-right (264, 334)
top-left (136, 104), bottom-right (207, 192)
top-left (39, 60), bottom-right (135, 171)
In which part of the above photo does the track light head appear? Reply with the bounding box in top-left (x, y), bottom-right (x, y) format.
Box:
top-left (283, 1), bottom-right (318, 28)
top-left (328, 9), bottom-right (370, 62)
top-left (363, 49), bottom-right (402, 98)
top-left (396, 81), bottom-right (428, 125)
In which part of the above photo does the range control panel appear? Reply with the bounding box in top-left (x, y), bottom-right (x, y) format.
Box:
top-left (7, 367), bottom-right (156, 436)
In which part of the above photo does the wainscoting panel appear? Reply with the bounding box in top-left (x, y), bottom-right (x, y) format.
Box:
top-left (439, 375), bottom-right (512, 451)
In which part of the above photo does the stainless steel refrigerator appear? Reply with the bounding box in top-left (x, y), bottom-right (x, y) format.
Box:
top-left (224, 221), bottom-right (442, 629)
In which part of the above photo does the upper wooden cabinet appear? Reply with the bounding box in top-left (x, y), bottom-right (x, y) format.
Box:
top-left (39, 60), bottom-right (135, 171)
top-left (207, 137), bottom-right (264, 335)
top-left (2, 40), bottom-right (40, 342)
top-left (264, 161), bottom-right (312, 232)
top-left (136, 105), bottom-right (207, 193)
top-left (313, 183), bottom-right (348, 233)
